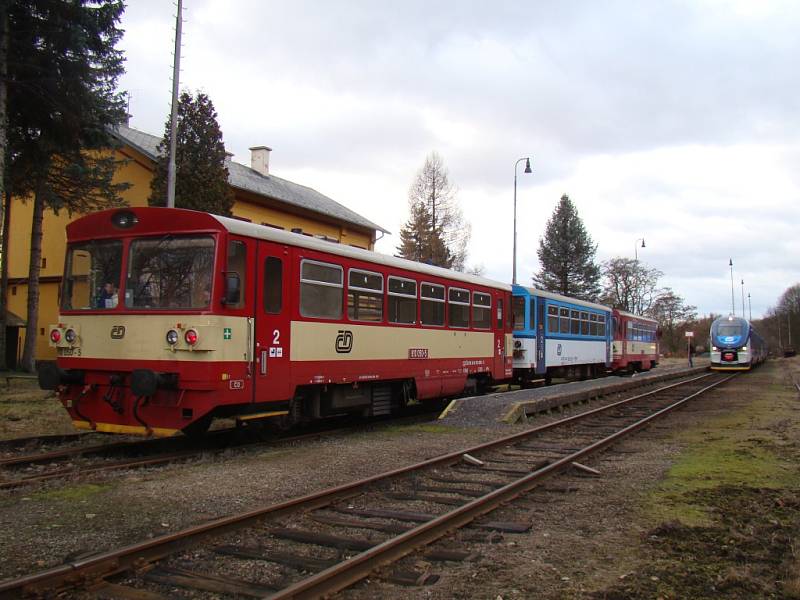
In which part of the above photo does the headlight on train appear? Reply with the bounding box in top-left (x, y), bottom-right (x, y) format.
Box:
top-left (184, 329), bottom-right (199, 346)
top-left (64, 329), bottom-right (77, 344)
top-left (514, 340), bottom-right (522, 349)
top-left (742, 346), bottom-right (747, 351)
top-left (166, 329), bottom-right (179, 345)
top-left (50, 329), bottom-right (61, 343)
top-left (712, 346), bottom-right (718, 351)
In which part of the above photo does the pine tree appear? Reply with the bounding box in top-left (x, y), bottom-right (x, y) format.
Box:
top-left (533, 194), bottom-right (601, 300)
top-left (396, 152), bottom-right (470, 270)
top-left (149, 91), bottom-right (234, 216)
top-left (5, 0), bottom-right (128, 372)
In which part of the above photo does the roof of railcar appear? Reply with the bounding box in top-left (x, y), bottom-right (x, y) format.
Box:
top-left (614, 309), bottom-right (659, 324)
top-left (213, 213), bottom-right (511, 291)
top-left (514, 285), bottom-right (611, 313)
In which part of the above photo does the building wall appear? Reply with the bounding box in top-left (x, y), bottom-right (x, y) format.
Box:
top-left (9, 144), bottom-right (376, 362)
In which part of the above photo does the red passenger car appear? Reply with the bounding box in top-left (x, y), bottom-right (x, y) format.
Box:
top-left (40, 207), bottom-right (513, 436)
top-left (610, 309), bottom-right (660, 373)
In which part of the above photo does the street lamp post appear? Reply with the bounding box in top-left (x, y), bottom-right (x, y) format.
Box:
top-left (513, 157), bottom-right (532, 285)
top-left (634, 237), bottom-right (646, 261)
top-left (729, 258), bottom-right (735, 315)
top-left (748, 292), bottom-right (752, 321)
top-left (741, 279), bottom-right (746, 319)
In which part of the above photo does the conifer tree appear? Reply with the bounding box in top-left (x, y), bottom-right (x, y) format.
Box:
top-left (5, 0), bottom-right (128, 372)
top-left (533, 194), bottom-right (601, 300)
top-left (149, 91), bottom-right (234, 216)
top-left (396, 152), bottom-right (470, 270)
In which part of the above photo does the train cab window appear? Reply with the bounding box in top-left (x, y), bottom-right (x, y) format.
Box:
top-left (570, 310), bottom-right (580, 335)
top-left (547, 305), bottom-right (558, 332)
top-left (348, 269), bottom-right (384, 322)
top-left (559, 307), bottom-right (570, 334)
top-left (62, 240), bottom-right (122, 310)
top-left (126, 235), bottom-right (216, 310)
top-left (580, 311), bottom-right (589, 335)
top-left (448, 288), bottom-right (470, 328)
top-left (421, 283), bottom-right (445, 326)
top-left (300, 260), bottom-right (343, 319)
top-left (388, 277), bottom-right (416, 324)
top-left (497, 298), bottom-right (504, 330)
top-left (598, 314), bottom-right (606, 337)
top-left (263, 257), bottom-right (282, 314)
top-left (473, 292), bottom-right (492, 329)
top-left (512, 296), bottom-right (526, 330)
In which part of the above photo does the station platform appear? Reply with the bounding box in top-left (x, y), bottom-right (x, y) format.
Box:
top-left (438, 365), bottom-right (709, 428)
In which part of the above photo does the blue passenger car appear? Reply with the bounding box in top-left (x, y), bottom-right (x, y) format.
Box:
top-left (512, 285), bottom-right (612, 385)
top-left (709, 315), bottom-right (767, 370)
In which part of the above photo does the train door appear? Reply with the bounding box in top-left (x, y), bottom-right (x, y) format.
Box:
top-left (254, 241), bottom-right (293, 402)
top-left (493, 292), bottom-right (507, 378)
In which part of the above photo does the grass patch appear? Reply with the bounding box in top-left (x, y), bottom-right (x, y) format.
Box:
top-left (33, 483), bottom-right (108, 502)
top-left (596, 362), bottom-right (800, 599)
top-left (379, 423), bottom-right (473, 435)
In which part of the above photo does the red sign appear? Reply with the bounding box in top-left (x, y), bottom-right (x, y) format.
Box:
top-left (408, 348), bottom-right (429, 359)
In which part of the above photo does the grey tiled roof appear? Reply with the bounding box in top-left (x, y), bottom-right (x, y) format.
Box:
top-left (113, 124), bottom-right (388, 234)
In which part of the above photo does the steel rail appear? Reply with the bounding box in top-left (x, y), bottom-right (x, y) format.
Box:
top-left (0, 372), bottom-right (728, 598)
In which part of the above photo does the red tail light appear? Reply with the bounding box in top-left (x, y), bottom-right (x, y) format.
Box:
top-left (50, 329), bottom-right (61, 343)
top-left (184, 329), bottom-right (198, 346)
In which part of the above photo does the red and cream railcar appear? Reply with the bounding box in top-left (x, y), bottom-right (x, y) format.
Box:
top-left (610, 309), bottom-right (660, 373)
top-left (40, 207), bottom-right (513, 437)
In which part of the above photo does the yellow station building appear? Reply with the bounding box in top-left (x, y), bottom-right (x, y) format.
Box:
top-left (6, 124), bottom-right (386, 366)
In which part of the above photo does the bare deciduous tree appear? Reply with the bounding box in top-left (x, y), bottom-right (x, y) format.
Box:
top-left (397, 152), bottom-right (470, 271)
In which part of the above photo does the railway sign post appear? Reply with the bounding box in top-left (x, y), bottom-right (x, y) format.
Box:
top-left (685, 331), bottom-right (694, 367)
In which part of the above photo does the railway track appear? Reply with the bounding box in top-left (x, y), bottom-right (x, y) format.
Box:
top-left (0, 405), bottom-right (444, 491)
top-left (0, 371), bottom-right (735, 599)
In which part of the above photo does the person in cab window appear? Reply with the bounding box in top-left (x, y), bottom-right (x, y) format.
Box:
top-left (97, 282), bottom-right (118, 309)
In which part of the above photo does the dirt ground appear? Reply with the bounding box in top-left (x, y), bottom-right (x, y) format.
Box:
top-left (0, 358), bottom-right (798, 599)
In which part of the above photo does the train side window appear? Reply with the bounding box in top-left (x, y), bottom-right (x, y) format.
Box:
top-left (388, 277), bottom-right (416, 324)
top-left (570, 309), bottom-right (580, 335)
top-left (448, 287), bottom-right (470, 328)
top-left (547, 305), bottom-right (558, 332)
top-left (588, 313), bottom-right (595, 336)
top-left (263, 257), bottom-right (282, 314)
top-left (225, 240), bottom-right (247, 308)
top-left (559, 307), bottom-right (570, 334)
top-left (420, 282), bottom-right (445, 326)
top-left (473, 292), bottom-right (492, 329)
top-left (300, 260), bottom-right (343, 319)
top-left (348, 268), bottom-right (383, 322)
top-left (512, 296), bottom-right (526, 330)
top-left (598, 314), bottom-right (606, 337)
top-left (580, 311), bottom-right (589, 335)
top-left (497, 298), bottom-right (504, 330)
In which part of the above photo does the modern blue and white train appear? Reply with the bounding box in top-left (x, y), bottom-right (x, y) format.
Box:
top-left (512, 285), bottom-right (612, 385)
top-left (709, 315), bottom-right (767, 371)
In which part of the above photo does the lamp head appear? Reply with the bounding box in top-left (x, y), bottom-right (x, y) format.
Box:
top-left (524, 158), bottom-right (532, 174)
top-left (641, 238), bottom-right (646, 248)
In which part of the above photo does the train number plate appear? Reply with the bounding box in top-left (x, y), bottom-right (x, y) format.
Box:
top-left (229, 380), bottom-right (245, 390)
top-left (408, 348), bottom-right (429, 359)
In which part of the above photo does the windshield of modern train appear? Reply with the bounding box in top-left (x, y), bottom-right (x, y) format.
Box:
top-left (126, 235), bottom-right (216, 309)
top-left (716, 323), bottom-right (744, 338)
top-left (61, 240), bottom-right (123, 310)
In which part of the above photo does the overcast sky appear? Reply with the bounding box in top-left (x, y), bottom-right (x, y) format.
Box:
top-left (119, 0), bottom-right (800, 319)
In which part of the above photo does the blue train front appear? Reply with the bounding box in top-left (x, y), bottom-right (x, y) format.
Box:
top-left (511, 285), bottom-right (611, 385)
top-left (709, 315), bottom-right (767, 371)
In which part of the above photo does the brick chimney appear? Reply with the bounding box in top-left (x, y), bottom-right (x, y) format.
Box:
top-left (249, 146), bottom-right (272, 176)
